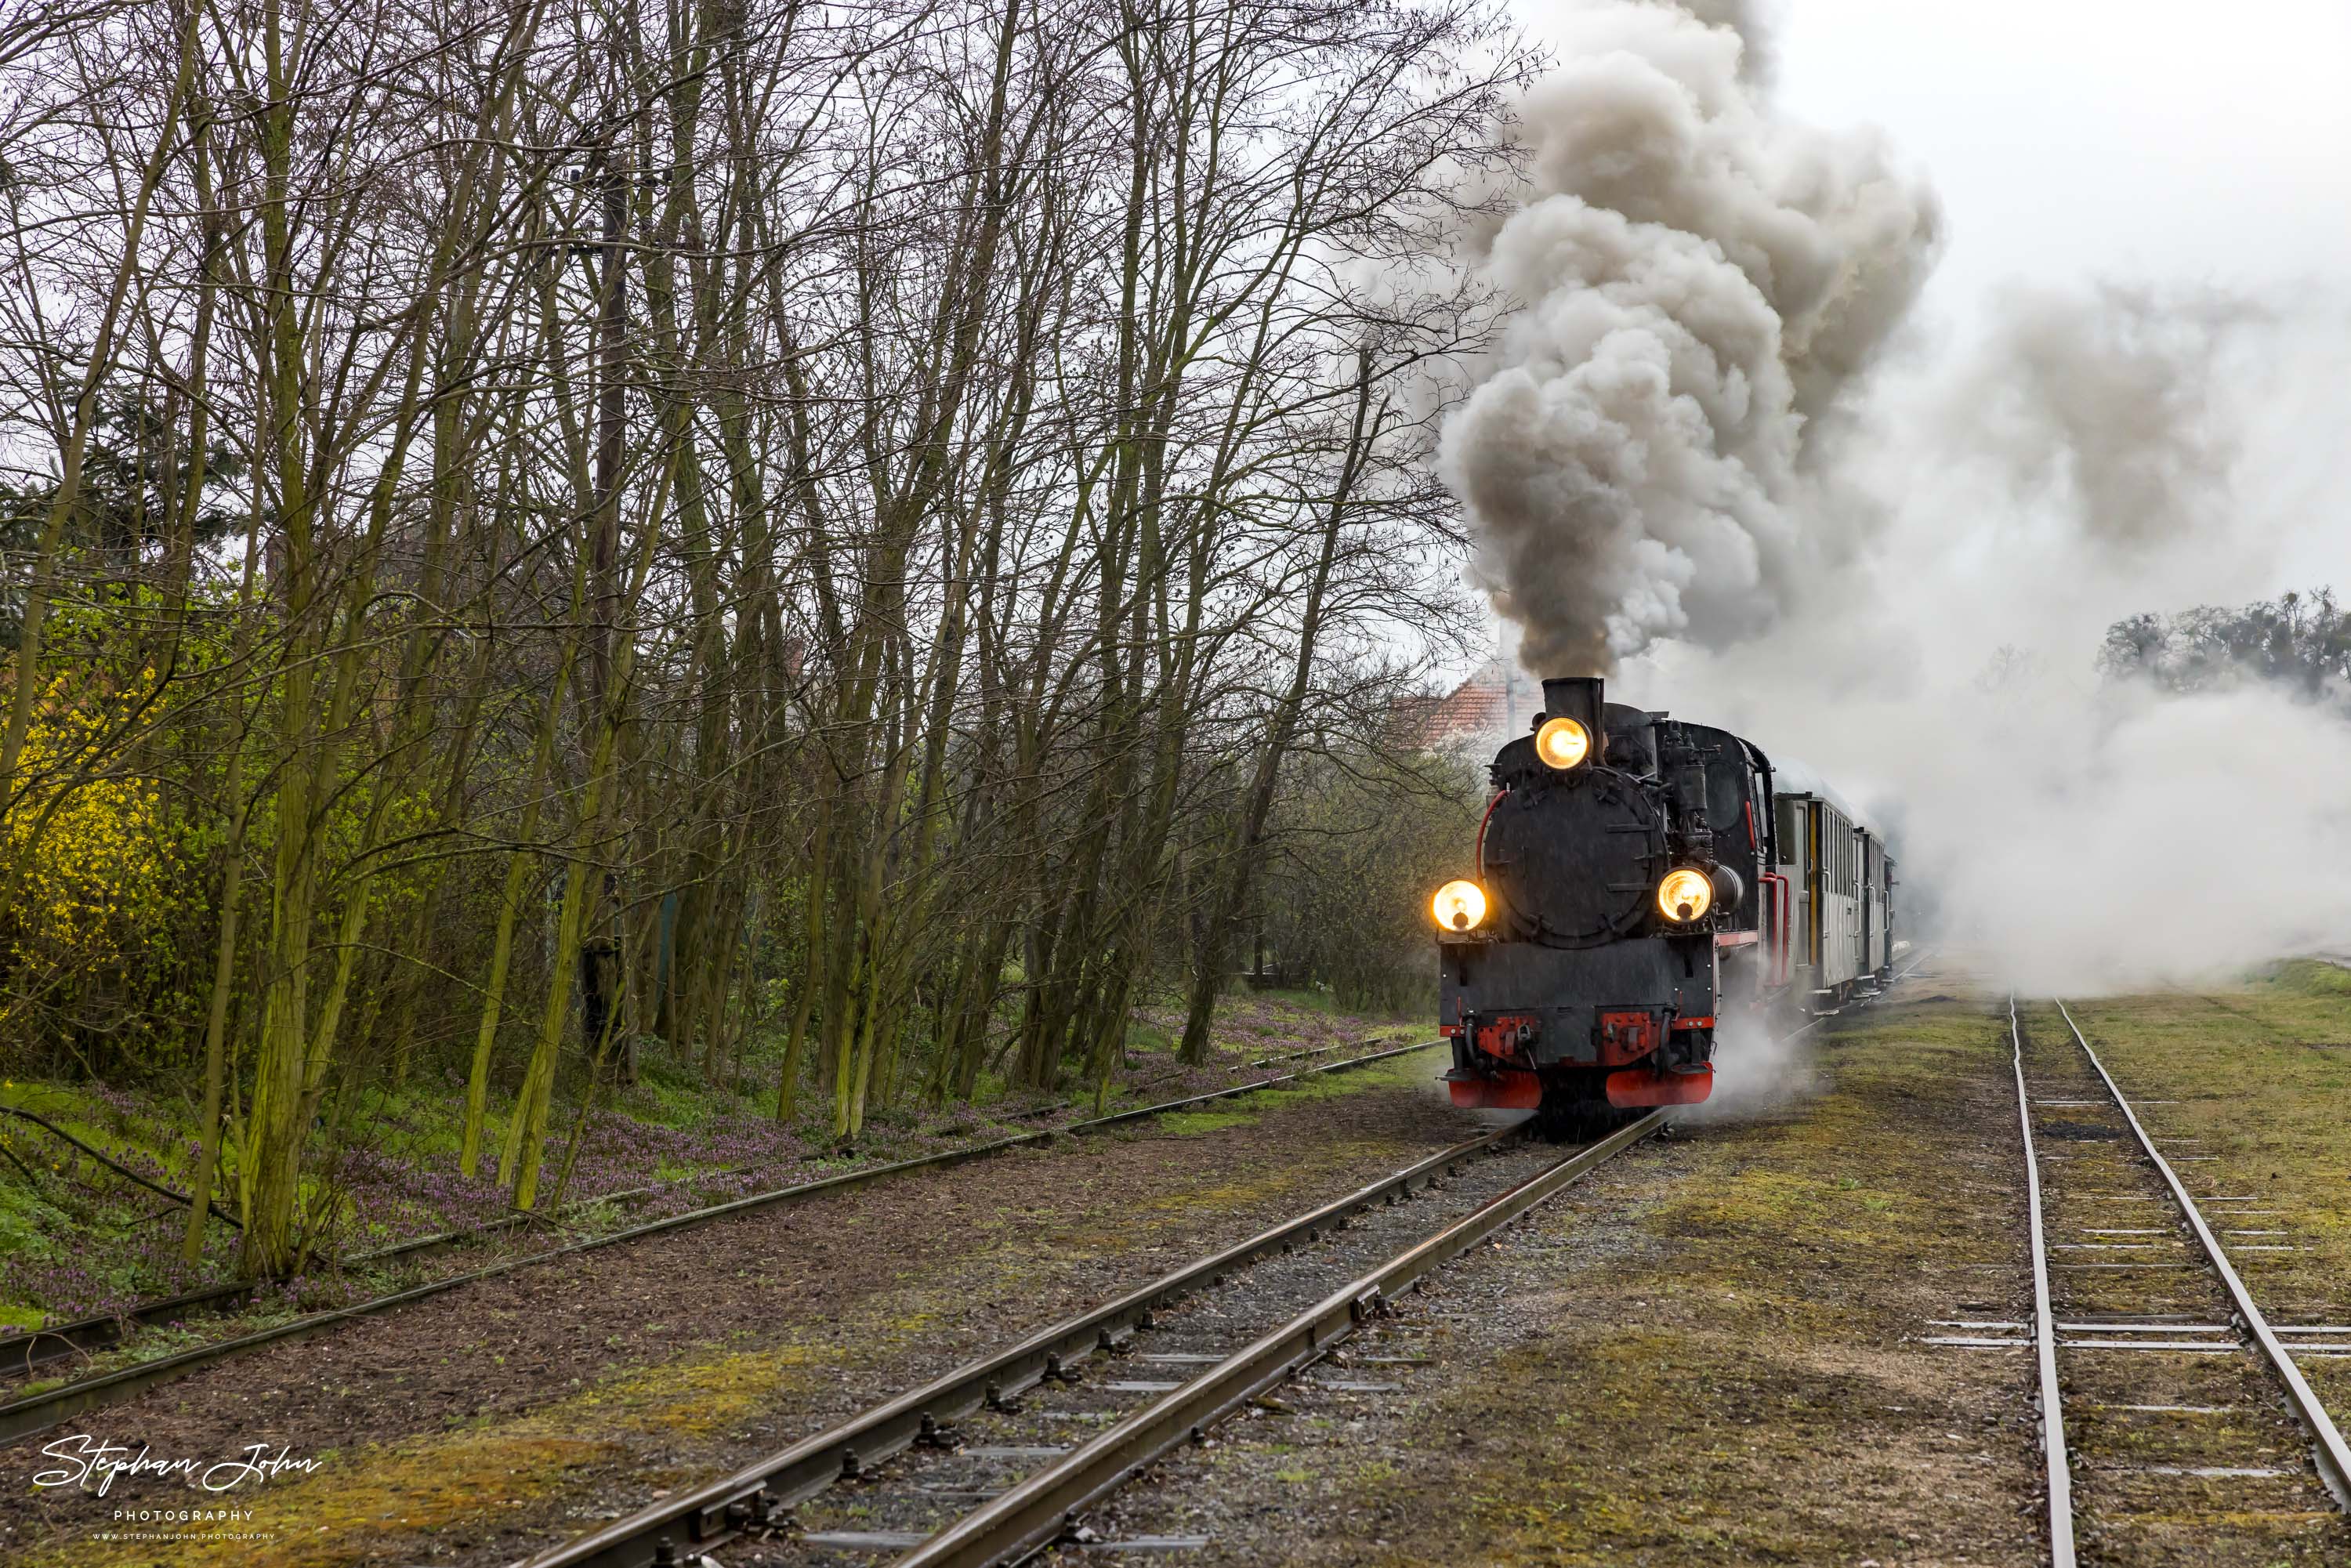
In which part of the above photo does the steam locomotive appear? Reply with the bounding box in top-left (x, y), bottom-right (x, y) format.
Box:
top-left (1432, 675), bottom-right (1893, 1129)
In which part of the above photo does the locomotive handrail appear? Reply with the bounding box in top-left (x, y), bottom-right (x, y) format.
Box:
top-left (1759, 870), bottom-right (1791, 987)
top-left (1473, 787), bottom-right (1505, 878)
top-left (1779, 874), bottom-right (1793, 986)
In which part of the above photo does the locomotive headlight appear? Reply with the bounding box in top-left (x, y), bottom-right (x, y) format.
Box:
top-left (1431, 879), bottom-right (1487, 932)
top-left (1656, 867), bottom-right (1714, 924)
top-left (1534, 715), bottom-right (1592, 770)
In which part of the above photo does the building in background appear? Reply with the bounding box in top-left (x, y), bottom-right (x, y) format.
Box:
top-left (1409, 658), bottom-right (1538, 755)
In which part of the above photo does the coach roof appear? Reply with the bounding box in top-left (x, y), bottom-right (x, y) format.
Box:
top-left (1758, 751), bottom-right (1885, 844)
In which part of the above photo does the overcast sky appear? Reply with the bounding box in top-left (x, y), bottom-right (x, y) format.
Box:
top-left (1766, 0), bottom-right (2351, 593)
top-left (1768, 0), bottom-right (2351, 323)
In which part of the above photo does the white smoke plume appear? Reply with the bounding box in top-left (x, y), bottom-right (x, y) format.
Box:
top-left (1628, 284), bottom-right (2351, 993)
top-left (1681, 1005), bottom-right (1819, 1123)
top-left (1921, 676), bottom-right (2351, 992)
top-left (1439, 0), bottom-right (1941, 675)
top-left (1945, 282), bottom-right (2266, 549)
top-left (1675, 0), bottom-right (1775, 86)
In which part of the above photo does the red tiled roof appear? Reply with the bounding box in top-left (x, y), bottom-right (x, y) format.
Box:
top-left (1411, 659), bottom-right (1538, 750)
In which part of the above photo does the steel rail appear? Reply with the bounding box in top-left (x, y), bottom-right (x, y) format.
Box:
top-left (0, 1038), bottom-right (1444, 1448)
top-left (2054, 998), bottom-right (2351, 1505)
top-left (2009, 995), bottom-right (2078, 1568)
top-left (517, 1123), bottom-right (1525, 1568)
top-left (893, 1110), bottom-right (1667, 1568)
top-left (4, 1161), bottom-right (797, 1380)
top-left (1240, 1034), bottom-right (1401, 1071)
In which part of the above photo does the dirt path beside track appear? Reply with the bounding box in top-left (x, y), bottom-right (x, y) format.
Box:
top-left (3, 1059), bottom-right (1476, 1567)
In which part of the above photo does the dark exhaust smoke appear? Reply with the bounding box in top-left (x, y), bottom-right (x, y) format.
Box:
top-left (1439, 1), bottom-right (1942, 676)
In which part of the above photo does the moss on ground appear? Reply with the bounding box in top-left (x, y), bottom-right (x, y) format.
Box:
top-left (1145, 1048), bottom-right (1441, 1137)
top-left (1436, 1006), bottom-right (2028, 1563)
top-left (1108, 991), bottom-right (2046, 1566)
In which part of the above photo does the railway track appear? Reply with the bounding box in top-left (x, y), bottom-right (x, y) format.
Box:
top-left (0, 1146), bottom-right (828, 1382)
top-left (518, 1113), bottom-right (1667, 1568)
top-left (0, 1037), bottom-right (1443, 1448)
top-left (1994, 997), bottom-right (2351, 1565)
top-left (526, 968), bottom-right (1934, 1566)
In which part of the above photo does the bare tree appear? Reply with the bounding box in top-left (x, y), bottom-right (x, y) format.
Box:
top-left (0, 0), bottom-right (1531, 1273)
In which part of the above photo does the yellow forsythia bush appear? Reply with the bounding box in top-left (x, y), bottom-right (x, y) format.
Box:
top-left (2, 673), bottom-right (169, 990)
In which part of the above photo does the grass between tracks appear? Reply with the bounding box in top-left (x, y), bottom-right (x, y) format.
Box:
top-left (1154, 990), bottom-right (2047, 1566)
top-left (2059, 961), bottom-right (2351, 1425)
top-left (1144, 1045), bottom-right (1439, 1138)
top-left (1415, 1000), bottom-right (2035, 1564)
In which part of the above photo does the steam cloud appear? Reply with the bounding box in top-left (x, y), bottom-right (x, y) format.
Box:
top-left (1947, 282), bottom-right (2265, 548)
top-left (1674, 0), bottom-right (1775, 86)
top-left (1682, 1005), bottom-right (1819, 1122)
top-left (1636, 281), bottom-right (2351, 993)
top-left (1440, 0), bottom-right (1941, 675)
top-left (1924, 677), bottom-right (2351, 992)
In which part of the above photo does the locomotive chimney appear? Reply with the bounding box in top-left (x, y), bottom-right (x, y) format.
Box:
top-left (1541, 676), bottom-right (1607, 762)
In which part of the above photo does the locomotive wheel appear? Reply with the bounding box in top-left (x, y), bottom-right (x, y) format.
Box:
top-left (1532, 1068), bottom-right (1633, 1143)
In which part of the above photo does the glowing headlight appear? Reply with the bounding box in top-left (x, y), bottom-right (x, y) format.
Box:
top-left (1431, 879), bottom-right (1487, 932)
top-left (1534, 716), bottom-right (1591, 771)
top-left (1656, 867), bottom-right (1714, 923)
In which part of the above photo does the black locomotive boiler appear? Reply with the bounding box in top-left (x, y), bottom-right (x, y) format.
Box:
top-left (1432, 675), bottom-right (1894, 1129)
